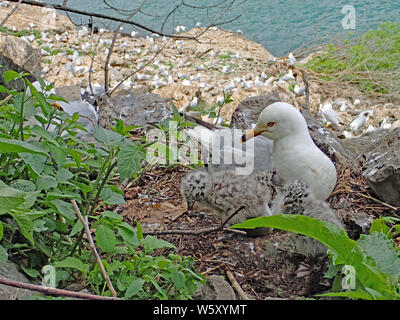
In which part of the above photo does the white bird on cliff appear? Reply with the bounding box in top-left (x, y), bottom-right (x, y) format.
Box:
top-left (241, 102), bottom-right (337, 201)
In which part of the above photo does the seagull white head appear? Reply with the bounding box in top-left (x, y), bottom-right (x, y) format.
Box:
top-left (241, 102), bottom-right (309, 142)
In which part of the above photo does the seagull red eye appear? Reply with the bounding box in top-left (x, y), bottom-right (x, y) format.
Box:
top-left (266, 122), bottom-right (275, 127)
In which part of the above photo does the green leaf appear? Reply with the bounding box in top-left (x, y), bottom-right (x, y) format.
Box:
top-left (0, 244), bottom-right (7, 263)
top-left (117, 224), bottom-right (139, 247)
top-left (0, 138), bottom-right (48, 155)
top-left (357, 232), bottom-right (400, 282)
top-left (101, 210), bottom-right (123, 222)
top-left (141, 235), bottom-right (175, 253)
top-left (31, 125), bottom-right (60, 146)
top-left (3, 70), bottom-right (21, 83)
top-left (49, 199), bottom-right (76, 224)
top-left (232, 215), bottom-right (394, 298)
top-left (369, 218), bottom-right (392, 238)
top-left (93, 127), bottom-right (124, 148)
top-left (125, 278), bottom-right (145, 298)
top-left (9, 212), bottom-right (34, 244)
top-left (117, 143), bottom-right (144, 181)
top-left (10, 179), bottom-right (37, 192)
top-left (19, 152), bottom-right (47, 175)
top-left (100, 187), bottom-right (125, 205)
top-left (36, 175), bottom-right (58, 191)
top-left (54, 257), bottom-right (89, 275)
top-left (137, 221), bottom-right (143, 240)
top-left (20, 265), bottom-right (41, 278)
top-left (0, 222), bottom-right (3, 241)
top-left (0, 182), bottom-right (37, 214)
top-left (69, 219), bottom-right (83, 237)
top-left (55, 168), bottom-right (73, 183)
top-left (95, 224), bottom-right (117, 253)
top-left (171, 267), bottom-right (185, 289)
top-left (317, 290), bottom-right (374, 300)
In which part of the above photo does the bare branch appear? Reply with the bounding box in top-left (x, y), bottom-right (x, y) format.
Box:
top-left (0, 0), bottom-right (22, 27)
top-left (71, 199), bottom-right (117, 298)
top-left (0, 277), bottom-right (119, 300)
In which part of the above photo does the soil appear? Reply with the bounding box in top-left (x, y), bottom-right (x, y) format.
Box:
top-left (117, 163), bottom-right (395, 300)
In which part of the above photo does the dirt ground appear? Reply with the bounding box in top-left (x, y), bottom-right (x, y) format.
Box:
top-left (117, 162), bottom-right (396, 300)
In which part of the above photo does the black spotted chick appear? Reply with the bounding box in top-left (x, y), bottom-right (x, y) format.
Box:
top-left (271, 180), bottom-right (345, 257)
top-left (180, 168), bottom-right (274, 235)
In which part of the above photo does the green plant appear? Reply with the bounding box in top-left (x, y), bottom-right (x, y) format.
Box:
top-left (303, 21), bottom-right (400, 98)
top-left (232, 215), bottom-right (400, 300)
top-left (0, 70), bottom-right (204, 299)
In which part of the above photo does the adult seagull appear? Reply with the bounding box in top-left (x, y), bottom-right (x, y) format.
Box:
top-left (241, 102), bottom-right (337, 201)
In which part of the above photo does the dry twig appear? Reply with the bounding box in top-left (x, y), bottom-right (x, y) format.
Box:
top-left (70, 199), bottom-right (117, 298)
top-left (143, 206), bottom-right (245, 236)
top-left (0, 0), bottom-right (22, 27)
top-left (0, 277), bottom-right (119, 300)
top-left (226, 270), bottom-right (250, 300)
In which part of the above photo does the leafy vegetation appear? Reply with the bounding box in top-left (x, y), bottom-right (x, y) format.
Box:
top-left (232, 215), bottom-right (400, 300)
top-left (0, 70), bottom-right (204, 299)
top-left (303, 21), bottom-right (400, 99)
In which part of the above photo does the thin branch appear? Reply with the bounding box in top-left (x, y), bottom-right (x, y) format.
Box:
top-left (107, 37), bottom-right (172, 96)
top-left (71, 199), bottom-right (117, 298)
top-left (143, 205), bottom-right (245, 236)
top-left (0, 0), bottom-right (22, 27)
top-left (226, 270), bottom-right (250, 300)
top-left (355, 192), bottom-right (399, 213)
top-left (6, 0), bottom-right (199, 40)
top-left (0, 277), bottom-right (119, 300)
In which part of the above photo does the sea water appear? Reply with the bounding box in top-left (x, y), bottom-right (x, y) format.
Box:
top-left (47, 0), bottom-right (400, 56)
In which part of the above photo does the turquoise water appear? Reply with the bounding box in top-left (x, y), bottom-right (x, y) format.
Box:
top-left (48, 0), bottom-right (400, 56)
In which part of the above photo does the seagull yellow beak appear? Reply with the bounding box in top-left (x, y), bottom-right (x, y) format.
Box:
top-left (240, 128), bottom-right (264, 143)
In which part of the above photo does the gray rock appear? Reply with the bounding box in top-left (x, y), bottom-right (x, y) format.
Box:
top-left (0, 34), bottom-right (41, 97)
top-left (361, 128), bottom-right (400, 206)
top-left (0, 261), bottom-right (38, 300)
top-left (97, 92), bottom-right (172, 130)
top-left (192, 275), bottom-right (236, 300)
top-left (230, 93), bottom-right (280, 130)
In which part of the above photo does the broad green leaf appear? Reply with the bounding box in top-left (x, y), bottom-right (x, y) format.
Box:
top-left (125, 278), bottom-right (145, 298)
top-left (31, 125), bottom-right (60, 146)
top-left (95, 224), bottom-right (117, 253)
top-left (100, 187), bottom-right (125, 205)
top-left (3, 70), bottom-right (21, 83)
top-left (10, 179), bottom-right (36, 192)
top-left (55, 168), bottom-right (73, 183)
top-left (117, 224), bottom-right (139, 247)
top-left (36, 175), bottom-right (58, 191)
top-left (369, 218), bottom-right (392, 238)
top-left (357, 232), bottom-right (400, 282)
top-left (0, 138), bottom-right (48, 155)
top-left (117, 143), bottom-right (144, 181)
top-left (9, 212), bottom-right (34, 244)
top-left (21, 265), bottom-right (41, 278)
top-left (141, 235), bottom-right (175, 253)
top-left (101, 210), bottom-right (123, 222)
top-left (0, 222), bottom-right (3, 241)
top-left (171, 267), bottom-right (185, 289)
top-left (0, 182), bottom-right (37, 214)
top-left (54, 257), bottom-right (89, 275)
top-left (49, 199), bottom-right (75, 224)
top-left (317, 290), bottom-right (374, 300)
top-left (19, 152), bottom-right (47, 175)
top-left (0, 84), bottom-right (17, 95)
top-left (232, 215), bottom-right (394, 298)
top-left (93, 127), bottom-right (124, 148)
